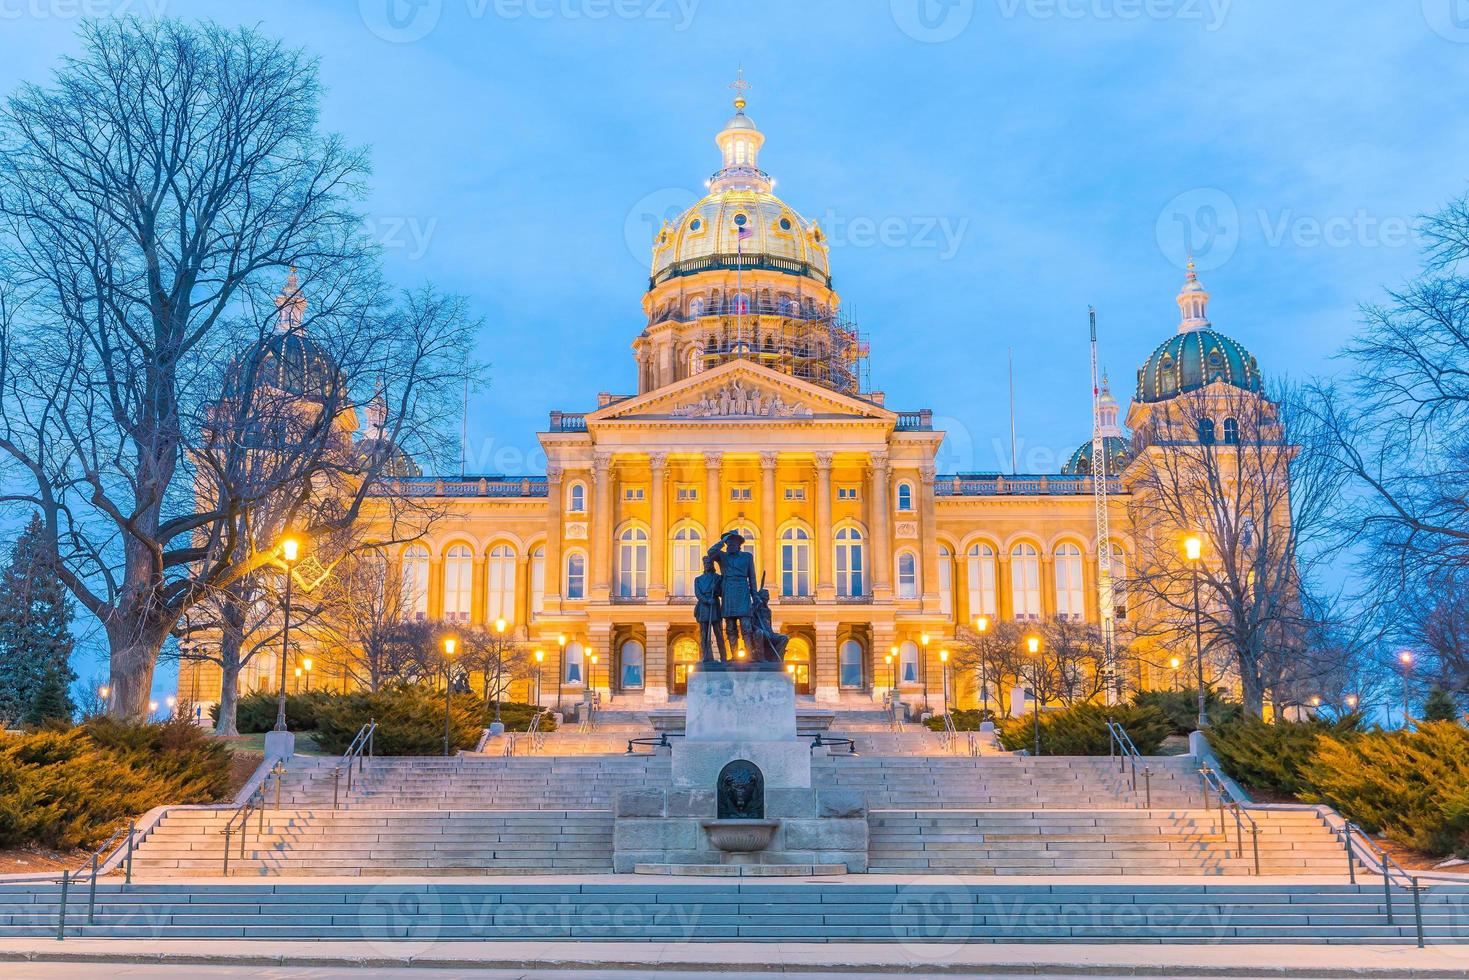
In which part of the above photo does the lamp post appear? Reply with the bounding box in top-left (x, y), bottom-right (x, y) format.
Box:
top-left (939, 648), bottom-right (950, 717)
top-left (1183, 534), bottom-right (1208, 729)
top-left (274, 535), bottom-right (302, 734)
top-left (166, 695), bottom-right (176, 718)
top-left (884, 649), bottom-right (896, 725)
top-left (920, 632), bottom-right (931, 713)
top-left (1345, 694), bottom-right (1359, 713)
top-left (302, 657), bottom-right (313, 692)
top-left (1169, 656), bottom-right (1181, 692)
top-left (589, 652), bottom-right (600, 707)
top-left (1398, 651), bottom-right (1414, 729)
top-left (1026, 633), bottom-right (1042, 756)
top-left (441, 635), bottom-right (458, 757)
top-left (149, 700), bottom-right (159, 719)
top-left (98, 686), bottom-right (110, 715)
top-left (556, 634), bottom-right (567, 710)
top-left (975, 616), bottom-right (990, 719)
top-left (533, 649), bottom-right (544, 707)
top-left (490, 618), bottom-right (508, 732)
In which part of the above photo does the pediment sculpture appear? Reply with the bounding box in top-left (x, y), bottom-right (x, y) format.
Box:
top-left (669, 380), bottom-right (814, 419)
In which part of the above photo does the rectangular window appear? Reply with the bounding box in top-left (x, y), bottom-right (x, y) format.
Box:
top-left (837, 486), bottom-right (860, 501)
top-left (784, 486), bottom-right (806, 501)
top-left (675, 486), bottom-right (699, 502)
top-left (623, 487), bottom-right (645, 502)
top-left (729, 486), bottom-right (752, 501)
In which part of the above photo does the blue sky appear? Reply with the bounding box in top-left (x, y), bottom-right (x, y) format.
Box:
top-left (4, 1), bottom-right (1469, 699)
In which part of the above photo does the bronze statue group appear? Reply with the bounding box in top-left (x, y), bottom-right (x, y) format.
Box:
top-left (695, 531), bottom-right (789, 669)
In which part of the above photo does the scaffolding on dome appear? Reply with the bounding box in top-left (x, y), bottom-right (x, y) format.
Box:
top-left (660, 301), bottom-right (871, 396)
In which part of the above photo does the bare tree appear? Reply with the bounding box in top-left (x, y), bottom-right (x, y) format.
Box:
top-left (0, 20), bottom-right (475, 717)
top-left (1123, 384), bottom-right (1345, 719)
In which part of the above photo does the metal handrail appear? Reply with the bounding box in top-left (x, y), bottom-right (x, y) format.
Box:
top-left (1106, 718), bottom-right (1152, 804)
top-left (331, 719), bottom-right (377, 809)
top-left (222, 760), bottom-right (283, 876)
top-left (808, 733), bottom-right (857, 755)
top-left (1198, 765), bottom-right (1261, 875)
top-left (1341, 819), bottom-right (1427, 948)
top-left (940, 712), bottom-right (959, 754)
top-left (36, 819), bottom-right (143, 940)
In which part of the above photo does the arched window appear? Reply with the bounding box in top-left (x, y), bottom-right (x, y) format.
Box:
top-left (896, 482), bottom-right (914, 512)
top-left (899, 640), bottom-right (920, 684)
top-left (938, 544), bottom-right (954, 616)
top-left (1223, 417), bottom-right (1240, 444)
top-left (529, 546), bottom-right (545, 617)
top-left (617, 526), bottom-right (649, 598)
top-left (688, 346), bottom-right (703, 377)
top-left (401, 546), bottom-right (429, 621)
top-left (780, 525), bottom-right (812, 597)
top-left (1106, 543), bottom-right (1128, 621)
top-left (443, 545), bottom-right (472, 623)
top-left (1198, 418), bottom-right (1216, 444)
top-left (671, 524), bottom-right (704, 598)
top-left (486, 544), bottom-right (516, 624)
top-left (564, 640), bottom-right (584, 684)
top-left (688, 296), bottom-right (705, 318)
top-left (1054, 543), bottom-right (1085, 620)
top-left (839, 639), bottom-right (864, 689)
top-left (1010, 543), bottom-right (1041, 620)
top-left (834, 525), bottom-right (865, 598)
top-left (896, 551), bottom-right (919, 599)
top-left (567, 481), bottom-right (586, 514)
top-left (565, 551), bottom-right (587, 600)
top-left (967, 543), bottom-right (998, 619)
top-left (620, 639), bottom-right (644, 690)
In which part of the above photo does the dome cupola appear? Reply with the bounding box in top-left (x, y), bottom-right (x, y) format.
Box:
top-left (1064, 373), bottom-right (1134, 475)
top-left (223, 269), bottom-right (346, 403)
top-left (1134, 265), bottom-right (1262, 404)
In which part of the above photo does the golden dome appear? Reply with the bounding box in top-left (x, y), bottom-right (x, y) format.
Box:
top-left (649, 82), bottom-right (830, 289)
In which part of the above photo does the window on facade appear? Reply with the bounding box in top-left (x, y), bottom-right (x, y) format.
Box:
top-left (784, 486), bottom-right (806, 501)
top-left (837, 486), bottom-right (860, 501)
top-left (1055, 542), bottom-right (1085, 620)
top-left (1198, 418), bottom-right (1216, 444)
top-left (1107, 543), bottom-right (1128, 621)
top-left (780, 525), bottom-right (812, 597)
top-left (839, 639), bottom-right (864, 689)
top-left (617, 527), bottom-right (649, 598)
top-left (676, 486), bottom-right (699, 502)
top-left (564, 640), bottom-right (584, 683)
top-left (1010, 543), bottom-right (1042, 619)
top-left (899, 640), bottom-right (919, 684)
top-left (486, 544), bottom-right (516, 623)
top-left (938, 545), bottom-right (953, 616)
top-left (565, 552), bottom-right (586, 600)
top-left (729, 486), bottom-right (752, 501)
top-left (623, 487), bottom-right (645, 502)
top-left (401, 546), bottom-right (430, 622)
top-left (834, 525), bottom-right (864, 598)
top-left (567, 482), bottom-right (586, 513)
top-left (896, 551), bottom-right (919, 599)
top-left (896, 482), bottom-right (914, 512)
top-left (529, 546), bottom-right (545, 617)
top-left (966, 543), bottom-right (998, 619)
top-left (1223, 417), bottom-right (1240, 444)
top-left (443, 545), bottom-right (472, 623)
top-left (620, 640), bottom-right (645, 690)
top-left (671, 525), bottom-right (703, 598)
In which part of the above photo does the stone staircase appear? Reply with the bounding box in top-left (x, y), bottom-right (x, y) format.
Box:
top-left (868, 808), bottom-right (1349, 875)
top-left (4, 879), bottom-right (1464, 942)
top-left (129, 808), bottom-right (614, 876)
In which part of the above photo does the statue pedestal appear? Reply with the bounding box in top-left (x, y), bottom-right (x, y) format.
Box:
top-left (672, 670), bottom-right (809, 790)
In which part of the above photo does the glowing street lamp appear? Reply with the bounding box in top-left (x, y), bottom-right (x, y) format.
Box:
top-left (920, 633), bottom-right (932, 712)
top-left (1024, 633), bottom-right (1043, 756)
top-left (1183, 533), bottom-right (1208, 729)
top-left (274, 534), bottom-right (304, 734)
top-left (441, 634), bottom-right (458, 756)
top-left (939, 648), bottom-right (950, 716)
top-left (98, 686), bottom-right (110, 714)
top-left (1399, 651), bottom-right (1415, 729)
top-left (1169, 656), bottom-right (1182, 692)
top-left (975, 615), bottom-right (991, 719)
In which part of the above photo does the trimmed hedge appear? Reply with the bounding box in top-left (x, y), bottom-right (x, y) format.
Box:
top-left (0, 718), bottom-right (232, 850)
top-left (922, 708), bottom-right (997, 732)
top-left (996, 703), bottom-right (1171, 756)
top-left (484, 700), bottom-right (558, 734)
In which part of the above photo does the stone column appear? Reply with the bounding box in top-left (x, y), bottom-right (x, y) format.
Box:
top-left (588, 621), bottom-right (614, 702)
top-left (704, 451), bottom-right (723, 540)
top-left (543, 465), bottom-right (564, 611)
top-left (429, 555), bottom-right (444, 620)
top-left (1041, 552), bottom-right (1056, 620)
top-left (644, 621), bottom-right (669, 704)
top-left (649, 452), bottom-right (669, 601)
top-left (759, 451), bottom-right (778, 587)
top-left (918, 463), bottom-right (941, 608)
top-left (869, 452), bottom-right (893, 599)
top-left (814, 621), bottom-right (840, 703)
top-left (591, 451), bottom-right (614, 601)
top-left (997, 550), bottom-right (1013, 622)
top-left (815, 452), bottom-right (835, 600)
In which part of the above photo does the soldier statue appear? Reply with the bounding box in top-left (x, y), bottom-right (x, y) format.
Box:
top-left (706, 530), bottom-right (760, 666)
top-left (693, 555), bottom-right (727, 664)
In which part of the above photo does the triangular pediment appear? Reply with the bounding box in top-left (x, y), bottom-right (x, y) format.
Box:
top-left (587, 360), bottom-right (894, 426)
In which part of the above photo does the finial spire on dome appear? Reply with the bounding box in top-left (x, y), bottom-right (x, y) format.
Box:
top-left (711, 70), bottom-right (770, 193)
top-left (730, 66), bottom-right (749, 112)
top-left (1176, 259), bottom-right (1211, 333)
top-left (275, 266), bottom-right (307, 334)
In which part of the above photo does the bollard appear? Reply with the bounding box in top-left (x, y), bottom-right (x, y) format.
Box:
top-left (125, 823), bottom-right (135, 886)
top-left (56, 870), bottom-right (69, 941)
top-left (1344, 823), bottom-right (1357, 884)
top-left (88, 854), bottom-right (98, 924)
top-left (1412, 878), bottom-right (1425, 948)
top-left (1143, 767), bottom-right (1153, 809)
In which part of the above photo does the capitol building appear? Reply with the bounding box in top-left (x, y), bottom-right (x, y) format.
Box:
top-left (180, 88), bottom-right (1268, 716)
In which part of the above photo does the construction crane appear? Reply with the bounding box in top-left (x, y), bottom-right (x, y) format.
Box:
top-left (1089, 306), bottom-right (1119, 704)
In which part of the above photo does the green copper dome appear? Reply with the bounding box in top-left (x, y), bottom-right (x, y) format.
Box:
top-left (1135, 328), bottom-right (1261, 404)
top-left (1063, 435), bottom-right (1133, 476)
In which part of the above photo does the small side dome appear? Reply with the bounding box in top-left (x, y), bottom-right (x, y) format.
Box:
top-left (1063, 435), bottom-right (1133, 476)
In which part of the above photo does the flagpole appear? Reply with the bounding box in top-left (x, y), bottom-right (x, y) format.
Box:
top-left (1008, 347), bottom-right (1018, 475)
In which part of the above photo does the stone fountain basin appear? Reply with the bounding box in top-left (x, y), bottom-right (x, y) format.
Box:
top-left (701, 819), bottom-right (780, 852)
